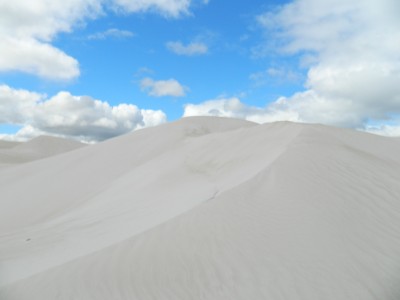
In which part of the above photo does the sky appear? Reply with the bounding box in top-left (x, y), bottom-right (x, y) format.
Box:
top-left (1, 0), bottom-right (400, 142)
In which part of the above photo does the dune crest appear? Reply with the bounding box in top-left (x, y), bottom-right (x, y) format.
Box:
top-left (1, 117), bottom-right (400, 300)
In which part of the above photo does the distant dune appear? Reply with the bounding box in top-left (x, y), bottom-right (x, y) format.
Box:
top-left (1, 117), bottom-right (400, 300)
top-left (0, 141), bottom-right (21, 150)
top-left (0, 136), bottom-right (85, 166)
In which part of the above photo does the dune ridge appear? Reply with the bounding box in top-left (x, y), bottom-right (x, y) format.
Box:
top-left (1, 117), bottom-right (400, 300)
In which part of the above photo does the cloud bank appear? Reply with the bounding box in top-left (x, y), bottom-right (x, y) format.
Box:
top-left (185, 0), bottom-right (400, 135)
top-left (0, 85), bottom-right (166, 143)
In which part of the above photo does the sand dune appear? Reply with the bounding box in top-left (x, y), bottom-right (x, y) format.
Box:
top-left (0, 136), bottom-right (85, 166)
top-left (1, 117), bottom-right (400, 299)
top-left (0, 141), bottom-right (21, 150)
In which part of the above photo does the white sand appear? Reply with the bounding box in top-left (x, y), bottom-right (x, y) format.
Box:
top-left (0, 141), bottom-right (21, 150)
top-left (0, 136), bottom-right (85, 166)
top-left (1, 117), bottom-right (400, 299)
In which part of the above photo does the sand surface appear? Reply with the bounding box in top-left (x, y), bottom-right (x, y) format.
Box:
top-left (0, 141), bottom-right (21, 150)
top-left (0, 136), bottom-right (85, 167)
top-left (1, 117), bottom-right (400, 299)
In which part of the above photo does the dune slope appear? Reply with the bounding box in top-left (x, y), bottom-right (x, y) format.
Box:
top-left (0, 136), bottom-right (85, 166)
top-left (1, 117), bottom-right (400, 300)
top-left (0, 141), bottom-right (21, 150)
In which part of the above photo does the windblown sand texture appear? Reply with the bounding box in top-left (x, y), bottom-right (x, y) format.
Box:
top-left (1, 117), bottom-right (400, 299)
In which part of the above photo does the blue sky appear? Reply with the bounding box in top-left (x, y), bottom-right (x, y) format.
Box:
top-left (1, 0), bottom-right (400, 142)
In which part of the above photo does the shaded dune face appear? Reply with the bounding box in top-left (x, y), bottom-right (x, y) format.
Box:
top-left (1, 117), bottom-right (400, 300)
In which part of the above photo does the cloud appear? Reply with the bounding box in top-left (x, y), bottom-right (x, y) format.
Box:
top-left (166, 41), bottom-right (208, 56)
top-left (0, 85), bottom-right (43, 124)
top-left (140, 77), bottom-right (187, 97)
top-left (0, 0), bottom-right (208, 80)
top-left (190, 0), bottom-right (399, 134)
top-left (365, 124), bottom-right (400, 137)
top-left (252, 0), bottom-right (400, 130)
top-left (0, 85), bottom-right (166, 143)
top-left (88, 28), bottom-right (135, 40)
top-left (183, 89), bottom-right (400, 136)
top-left (183, 90), bottom-right (399, 136)
top-left (0, 0), bottom-right (101, 80)
top-left (0, 37), bottom-right (80, 80)
top-left (111, 0), bottom-right (193, 18)
top-left (183, 97), bottom-right (299, 124)
top-left (250, 67), bottom-right (302, 87)
top-left (134, 67), bottom-right (155, 77)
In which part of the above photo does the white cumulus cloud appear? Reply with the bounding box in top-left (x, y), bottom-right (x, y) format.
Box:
top-left (186, 0), bottom-right (400, 136)
top-left (254, 0), bottom-right (400, 130)
top-left (140, 77), bottom-right (187, 97)
top-left (0, 0), bottom-right (208, 80)
top-left (0, 0), bottom-right (102, 80)
top-left (183, 97), bottom-right (299, 124)
top-left (0, 37), bottom-right (80, 80)
top-left (0, 85), bottom-right (166, 143)
top-left (166, 41), bottom-right (208, 56)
